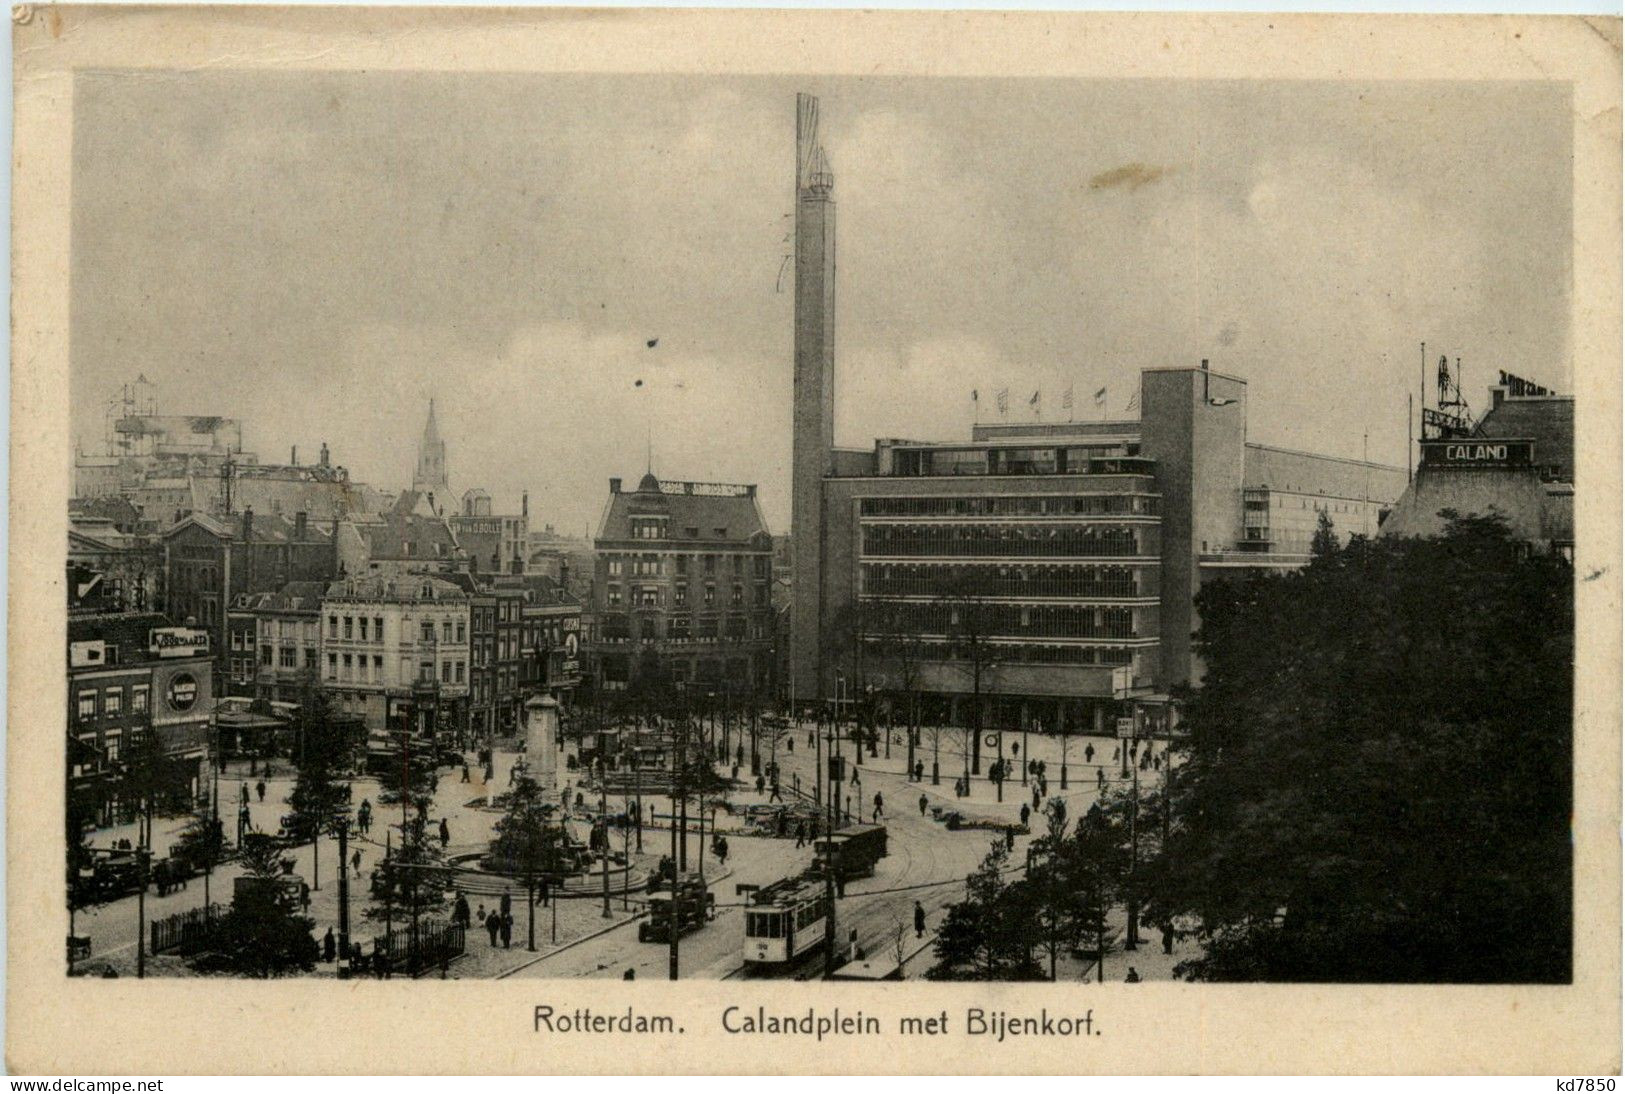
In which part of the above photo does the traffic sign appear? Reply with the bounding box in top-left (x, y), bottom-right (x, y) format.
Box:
top-left (1115, 717), bottom-right (1135, 739)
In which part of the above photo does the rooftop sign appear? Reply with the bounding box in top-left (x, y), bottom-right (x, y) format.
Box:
top-left (1420, 439), bottom-right (1534, 470)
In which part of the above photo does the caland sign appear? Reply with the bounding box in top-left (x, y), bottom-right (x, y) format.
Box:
top-left (149, 627), bottom-right (211, 658)
top-left (1421, 439), bottom-right (1534, 470)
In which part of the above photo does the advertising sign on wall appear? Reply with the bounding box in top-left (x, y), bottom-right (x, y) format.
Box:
top-left (149, 627), bottom-right (211, 659)
top-left (150, 660), bottom-right (213, 725)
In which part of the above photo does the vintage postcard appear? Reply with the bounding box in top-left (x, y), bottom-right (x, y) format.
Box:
top-left (8, 5), bottom-right (1621, 1076)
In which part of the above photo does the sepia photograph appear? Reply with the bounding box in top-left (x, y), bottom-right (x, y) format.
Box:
top-left (10, 5), bottom-right (1620, 1076)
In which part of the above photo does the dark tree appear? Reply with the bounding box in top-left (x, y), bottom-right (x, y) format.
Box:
top-left (1310, 507), bottom-right (1340, 559)
top-left (488, 776), bottom-right (568, 950)
top-left (1152, 514), bottom-right (1573, 982)
top-left (190, 833), bottom-right (318, 977)
top-left (927, 838), bottom-right (1043, 980)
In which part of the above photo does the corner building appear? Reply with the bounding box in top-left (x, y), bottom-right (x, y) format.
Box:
top-left (590, 473), bottom-right (775, 696)
top-left (786, 94), bottom-right (1407, 733)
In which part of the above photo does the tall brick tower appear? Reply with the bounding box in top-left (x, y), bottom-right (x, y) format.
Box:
top-left (789, 93), bottom-right (836, 707)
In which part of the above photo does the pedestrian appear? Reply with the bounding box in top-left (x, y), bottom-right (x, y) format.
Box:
top-left (240, 782), bottom-right (249, 805)
top-left (769, 781), bottom-right (782, 803)
top-left (1125, 967), bottom-right (1141, 983)
top-left (914, 760), bottom-right (924, 782)
top-left (485, 911), bottom-right (500, 947)
top-left (455, 892), bottom-right (470, 929)
top-left (501, 913), bottom-right (512, 949)
top-left (462, 763), bottom-right (471, 783)
top-left (872, 792), bottom-right (884, 823)
top-left (755, 774), bottom-right (765, 795)
top-left (351, 849), bottom-right (362, 878)
top-left (255, 779), bottom-right (265, 803)
top-left (918, 793), bottom-right (928, 817)
top-left (439, 817), bottom-right (450, 848)
top-left (914, 901), bottom-right (926, 939)
top-left (1004, 826), bottom-right (1015, 852)
top-left (323, 928), bottom-right (336, 963)
top-left (1085, 744), bottom-right (1095, 764)
top-left (1032, 786), bottom-right (1041, 812)
top-left (715, 836), bottom-right (729, 866)
top-left (299, 880), bottom-right (311, 909)
top-left (1097, 768), bottom-right (1106, 790)
top-left (1020, 803), bottom-right (1031, 829)
top-left (1161, 922), bottom-right (1174, 955)
top-left (850, 765), bottom-right (860, 787)
top-left (794, 821), bottom-right (805, 849)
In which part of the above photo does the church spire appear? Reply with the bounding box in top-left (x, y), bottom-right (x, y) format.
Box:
top-left (413, 397), bottom-right (449, 498)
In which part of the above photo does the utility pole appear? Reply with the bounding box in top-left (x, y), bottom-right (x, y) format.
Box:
top-left (823, 722), bottom-right (838, 979)
top-left (1125, 711), bottom-right (1141, 951)
top-left (668, 714), bottom-right (684, 981)
top-left (336, 815), bottom-right (351, 979)
top-left (136, 846), bottom-right (149, 979)
top-left (601, 758), bottom-right (611, 918)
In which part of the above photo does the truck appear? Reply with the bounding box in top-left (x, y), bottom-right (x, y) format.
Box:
top-left (637, 872), bottom-right (716, 943)
top-left (812, 824), bottom-right (888, 881)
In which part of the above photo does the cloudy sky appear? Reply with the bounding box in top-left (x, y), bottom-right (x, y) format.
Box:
top-left (71, 73), bottom-right (1571, 535)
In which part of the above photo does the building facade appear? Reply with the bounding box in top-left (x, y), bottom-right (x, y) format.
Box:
top-left (589, 473), bottom-right (776, 696)
top-left (318, 574), bottom-right (471, 738)
top-left (161, 509), bottom-right (338, 683)
top-left (67, 612), bottom-right (213, 829)
top-left (1383, 372), bottom-right (1573, 556)
top-left (785, 94), bottom-right (1407, 738)
top-left (236, 581), bottom-right (328, 704)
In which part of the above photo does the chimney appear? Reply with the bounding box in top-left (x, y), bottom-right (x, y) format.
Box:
top-left (559, 558), bottom-right (570, 591)
top-left (511, 555), bottom-right (523, 576)
top-left (291, 445), bottom-right (298, 466)
top-left (242, 507), bottom-right (254, 543)
top-left (320, 442), bottom-right (330, 468)
top-left (609, 478), bottom-right (622, 495)
top-left (295, 511), bottom-right (308, 541)
top-left (522, 491), bottom-right (529, 518)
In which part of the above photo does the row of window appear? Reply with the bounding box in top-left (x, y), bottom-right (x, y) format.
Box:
top-left (859, 602), bottom-right (1143, 640)
top-left (598, 614), bottom-right (765, 641)
top-left (324, 614), bottom-right (471, 645)
top-left (860, 562), bottom-right (1153, 600)
top-left (859, 494), bottom-right (1159, 519)
top-left (74, 683), bottom-right (150, 721)
top-left (606, 583), bottom-right (768, 608)
top-left (861, 637), bottom-right (1139, 666)
top-left (629, 518), bottom-right (734, 540)
top-left (861, 523), bottom-right (1152, 559)
top-left (606, 554), bottom-right (770, 578)
top-left (598, 654), bottom-right (756, 685)
top-left (890, 445), bottom-right (1146, 478)
top-left (473, 631), bottom-right (531, 665)
top-left (259, 644), bottom-right (320, 671)
top-left (323, 652), bottom-right (468, 685)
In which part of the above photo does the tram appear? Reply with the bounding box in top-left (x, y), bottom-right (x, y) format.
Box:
top-left (738, 877), bottom-right (831, 968)
top-left (813, 823), bottom-right (889, 881)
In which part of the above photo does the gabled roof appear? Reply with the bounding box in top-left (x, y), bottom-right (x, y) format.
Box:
top-left (160, 510), bottom-right (333, 545)
top-left (596, 477), bottom-right (770, 544)
top-left (241, 580), bottom-right (330, 615)
top-left (323, 573), bottom-right (469, 603)
top-left (356, 512), bottom-right (460, 561)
